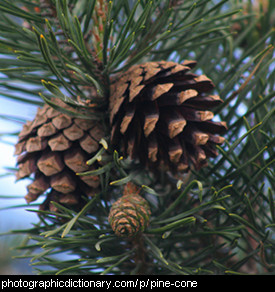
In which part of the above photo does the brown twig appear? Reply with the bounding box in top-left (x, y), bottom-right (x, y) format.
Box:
top-left (131, 235), bottom-right (150, 275)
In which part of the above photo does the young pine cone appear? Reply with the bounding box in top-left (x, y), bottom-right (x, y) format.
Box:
top-left (108, 182), bottom-right (151, 238)
top-left (14, 99), bottom-right (104, 211)
top-left (110, 61), bottom-right (227, 173)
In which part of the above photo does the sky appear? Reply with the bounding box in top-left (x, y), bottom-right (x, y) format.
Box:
top-left (0, 96), bottom-right (39, 273)
top-left (0, 97), bottom-right (39, 230)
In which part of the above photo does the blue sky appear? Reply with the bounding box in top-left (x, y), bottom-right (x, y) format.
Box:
top-left (0, 97), bottom-right (39, 233)
top-left (0, 97), bottom-right (38, 273)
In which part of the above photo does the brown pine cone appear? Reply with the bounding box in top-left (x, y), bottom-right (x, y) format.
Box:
top-left (15, 99), bottom-right (104, 211)
top-left (110, 60), bottom-right (227, 173)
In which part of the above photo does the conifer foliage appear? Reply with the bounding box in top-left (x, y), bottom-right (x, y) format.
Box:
top-left (0, 0), bottom-right (274, 275)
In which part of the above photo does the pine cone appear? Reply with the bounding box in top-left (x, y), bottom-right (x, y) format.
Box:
top-left (108, 182), bottom-right (151, 238)
top-left (110, 61), bottom-right (227, 173)
top-left (15, 99), bottom-right (104, 211)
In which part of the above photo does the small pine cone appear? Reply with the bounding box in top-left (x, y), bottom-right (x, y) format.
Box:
top-left (14, 99), bottom-right (104, 211)
top-left (108, 182), bottom-right (151, 238)
top-left (110, 61), bottom-right (227, 173)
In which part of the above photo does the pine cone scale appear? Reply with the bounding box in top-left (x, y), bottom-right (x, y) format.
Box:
top-left (120, 103), bottom-right (136, 134)
top-left (48, 133), bottom-right (72, 151)
top-left (50, 172), bottom-right (76, 193)
top-left (195, 120), bottom-right (227, 134)
top-left (151, 83), bottom-right (174, 100)
top-left (52, 114), bottom-right (72, 130)
top-left (14, 141), bottom-right (26, 155)
top-left (183, 94), bottom-right (223, 109)
top-left (143, 102), bottom-right (159, 137)
top-left (37, 152), bottom-right (65, 176)
top-left (63, 124), bottom-right (84, 141)
top-left (64, 149), bottom-right (89, 173)
top-left (25, 136), bottom-right (47, 152)
top-left (15, 158), bottom-right (37, 180)
top-left (27, 176), bottom-right (49, 195)
top-left (37, 122), bottom-right (57, 137)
